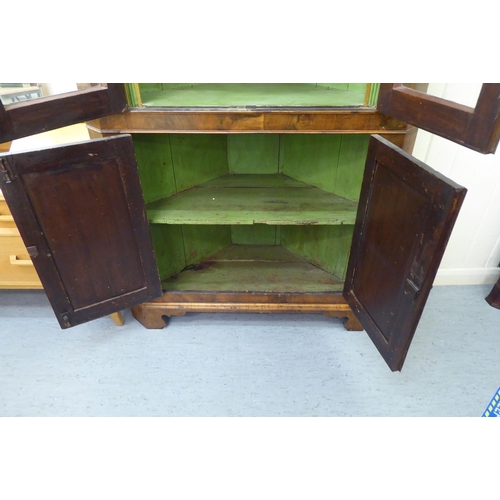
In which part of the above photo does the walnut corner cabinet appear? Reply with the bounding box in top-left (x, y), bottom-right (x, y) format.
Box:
top-left (1, 83), bottom-right (499, 371)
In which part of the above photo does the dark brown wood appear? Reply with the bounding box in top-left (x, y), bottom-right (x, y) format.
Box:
top-left (0, 135), bottom-right (161, 328)
top-left (0, 84), bottom-right (127, 143)
top-left (465, 84), bottom-right (500, 153)
top-left (344, 135), bottom-right (466, 371)
top-left (86, 108), bottom-right (409, 134)
top-left (486, 277), bottom-right (500, 309)
top-left (131, 291), bottom-right (363, 331)
top-left (377, 83), bottom-right (500, 154)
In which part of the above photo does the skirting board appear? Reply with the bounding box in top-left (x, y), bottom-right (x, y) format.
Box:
top-left (434, 267), bottom-right (500, 286)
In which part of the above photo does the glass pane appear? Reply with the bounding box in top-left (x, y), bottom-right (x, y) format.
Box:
top-left (0, 83), bottom-right (98, 105)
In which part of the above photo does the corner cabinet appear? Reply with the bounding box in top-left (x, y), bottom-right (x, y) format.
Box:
top-left (1, 83), bottom-right (499, 371)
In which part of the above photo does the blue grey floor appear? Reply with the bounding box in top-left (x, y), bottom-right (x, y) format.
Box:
top-left (0, 285), bottom-right (498, 416)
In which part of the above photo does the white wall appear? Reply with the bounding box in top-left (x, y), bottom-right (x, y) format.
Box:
top-left (412, 84), bottom-right (500, 285)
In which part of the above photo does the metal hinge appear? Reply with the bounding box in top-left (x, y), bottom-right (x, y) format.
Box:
top-left (0, 158), bottom-right (13, 184)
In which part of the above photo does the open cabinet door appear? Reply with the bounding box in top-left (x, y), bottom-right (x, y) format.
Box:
top-left (0, 135), bottom-right (162, 328)
top-left (377, 84), bottom-right (500, 154)
top-left (0, 84), bottom-right (127, 143)
top-left (343, 135), bottom-right (466, 371)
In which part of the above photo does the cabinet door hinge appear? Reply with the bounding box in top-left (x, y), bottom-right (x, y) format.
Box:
top-left (0, 158), bottom-right (13, 184)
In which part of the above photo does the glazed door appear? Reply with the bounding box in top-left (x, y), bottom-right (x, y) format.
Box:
top-left (0, 84), bottom-right (127, 143)
top-left (377, 83), bottom-right (500, 154)
top-left (343, 135), bottom-right (466, 371)
top-left (0, 135), bottom-right (162, 328)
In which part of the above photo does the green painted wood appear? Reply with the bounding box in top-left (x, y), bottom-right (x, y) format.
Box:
top-left (368, 83), bottom-right (380, 107)
top-left (146, 174), bottom-right (358, 225)
top-left (231, 225), bottom-right (277, 245)
top-left (138, 83), bottom-right (163, 94)
top-left (169, 134), bottom-right (228, 193)
top-left (181, 225), bottom-right (232, 267)
top-left (281, 135), bottom-right (342, 194)
top-left (162, 245), bottom-right (344, 293)
top-left (227, 135), bottom-right (280, 174)
top-left (125, 84), bottom-right (141, 107)
top-left (334, 135), bottom-right (370, 202)
top-left (202, 173), bottom-right (307, 188)
top-left (149, 225), bottom-right (186, 281)
top-left (348, 83), bottom-right (368, 93)
top-left (208, 244), bottom-right (302, 262)
top-left (330, 225), bottom-right (355, 280)
top-left (138, 84), bottom-right (367, 107)
top-left (281, 225), bottom-right (354, 279)
top-left (132, 134), bottom-right (177, 203)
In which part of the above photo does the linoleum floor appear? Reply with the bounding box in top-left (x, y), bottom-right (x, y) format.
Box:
top-left (0, 285), bottom-right (498, 417)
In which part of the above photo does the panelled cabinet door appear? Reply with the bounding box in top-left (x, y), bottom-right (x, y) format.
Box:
top-left (0, 135), bottom-right (162, 328)
top-left (377, 83), bottom-right (500, 154)
top-left (343, 135), bottom-right (467, 371)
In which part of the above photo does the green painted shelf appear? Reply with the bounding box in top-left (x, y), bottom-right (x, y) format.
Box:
top-left (147, 174), bottom-right (358, 226)
top-left (138, 83), bottom-right (367, 108)
top-left (162, 244), bottom-right (344, 293)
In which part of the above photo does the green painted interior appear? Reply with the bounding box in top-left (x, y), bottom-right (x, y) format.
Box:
top-left (161, 244), bottom-right (344, 293)
top-left (132, 134), bottom-right (176, 203)
top-left (125, 84), bottom-right (141, 107)
top-left (231, 225), bottom-right (278, 245)
top-left (169, 134), bottom-right (228, 193)
top-left (147, 174), bottom-right (358, 225)
top-left (335, 135), bottom-right (370, 201)
top-left (134, 133), bottom-right (368, 290)
top-left (136, 83), bottom-right (368, 108)
top-left (227, 135), bottom-right (280, 174)
top-left (181, 225), bottom-right (232, 267)
top-left (281, 135), bottom-right (342, 193)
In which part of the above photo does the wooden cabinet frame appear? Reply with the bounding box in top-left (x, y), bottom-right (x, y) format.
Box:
top-left (1, 82), bottom-right (498, 371)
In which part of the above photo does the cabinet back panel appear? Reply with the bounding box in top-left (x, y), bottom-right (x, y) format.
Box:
top-left (227, 135), bottom-right (280, 174)
top-left (231, 225), bottom-right (278, 245)
top-left (132, 134), bottom-right (176, 203)
top-left (182, 225), bottom-right (232, 266)
top-left (281, 225), bottom-right (354, 280)
top-left (169, 134), bottom-right (228, 193)
top-left (281, 135), bottom-right (342, 193)
top-left (150, 225), bottom-right (186, 281)
top-left (334, 135), bottom-right (370, 201)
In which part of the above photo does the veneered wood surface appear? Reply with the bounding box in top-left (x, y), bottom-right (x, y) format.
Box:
top-left (131, 289), bottom-right (361, 331)
top-left (87, 108), bottom-right (409, 134)
top-left (0, 84), bottom-right (127, 143)
top-left (0, 135), bottom-right (161, 328)
top-left (344, 135), bottom-right (466, 371)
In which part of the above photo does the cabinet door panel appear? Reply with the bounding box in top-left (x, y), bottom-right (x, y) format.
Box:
top-left (377, 84), bottom-right (500, 154)
top-left (0, 84), bottom-right (127, 143)
top-left (0, 135), bottom-right (161, 328)
top-left (344, 135), bottom-right (466, 371)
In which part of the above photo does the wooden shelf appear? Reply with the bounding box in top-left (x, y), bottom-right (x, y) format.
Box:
top-left (139, 84), bottom-right (367, 108)
top-left (162, 244), bottom-right (344, 293)
top-left (147, 174), bottom-right (358, 225)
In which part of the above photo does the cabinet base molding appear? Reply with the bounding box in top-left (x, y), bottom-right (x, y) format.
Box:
top-left (130, 291), bottom-right (363, 331)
